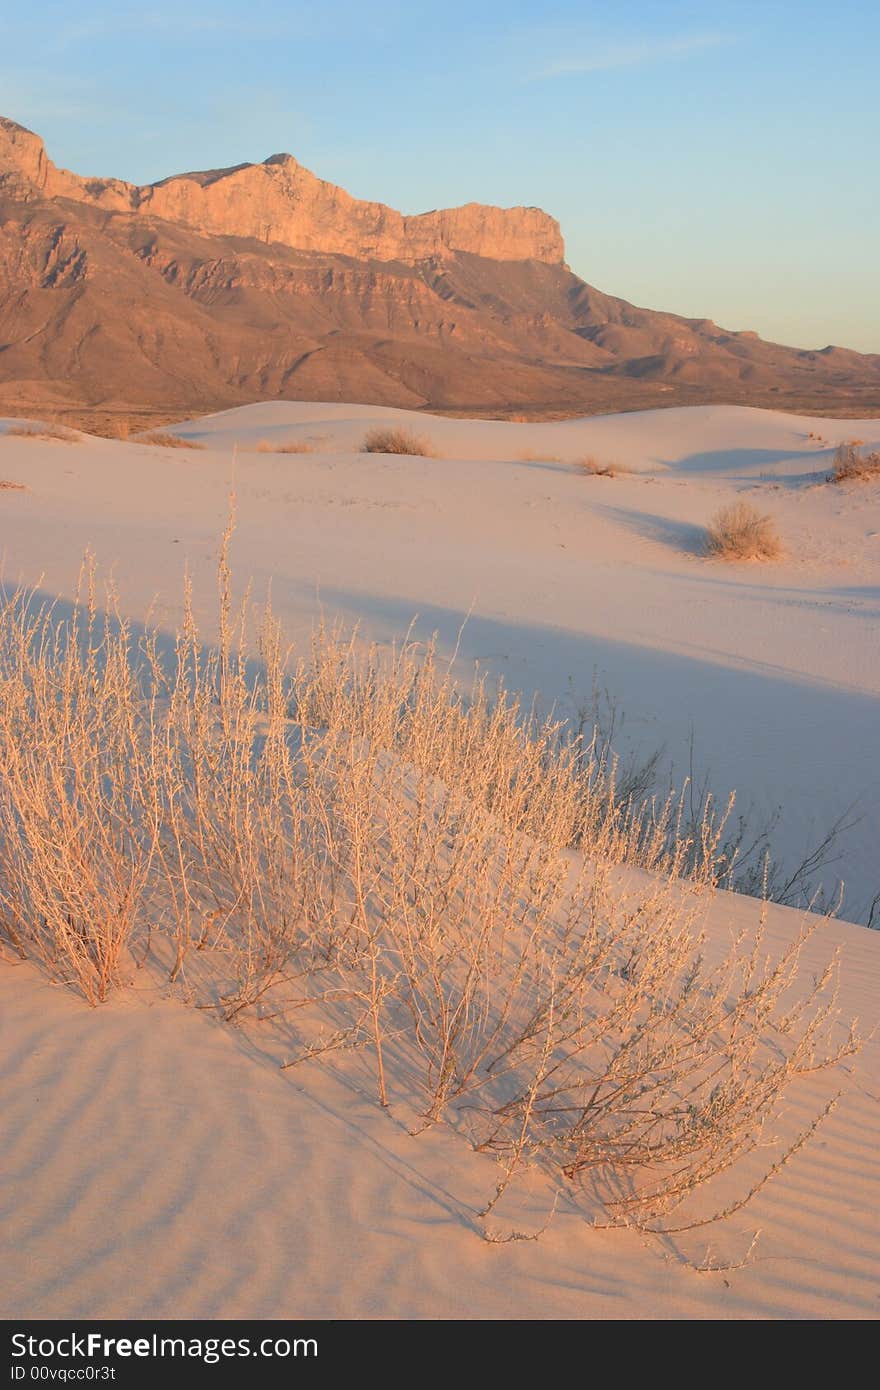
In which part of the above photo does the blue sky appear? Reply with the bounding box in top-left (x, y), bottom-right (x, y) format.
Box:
top-left (2, 1), bottom-right (878, 351)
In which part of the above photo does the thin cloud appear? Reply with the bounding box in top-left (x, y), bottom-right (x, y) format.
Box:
top-left (534, 32), bottom-right (734, 80)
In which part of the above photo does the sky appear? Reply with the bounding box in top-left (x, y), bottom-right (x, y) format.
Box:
top-left (2, 1), bottom-right (878, 352)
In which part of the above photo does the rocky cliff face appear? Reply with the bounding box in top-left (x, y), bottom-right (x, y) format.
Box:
top-left (0, 118), bottom-right (51, 191)
top-left (1, 115), bottom-right (878, 421)
top-left (0, 117), bottom-right (564, 264)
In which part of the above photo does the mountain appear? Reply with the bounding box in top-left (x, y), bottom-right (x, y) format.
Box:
top-left (1, 115), bottom-right (878, 425)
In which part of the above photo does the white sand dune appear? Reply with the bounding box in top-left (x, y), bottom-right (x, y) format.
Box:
top-left (1, 401), bottom-right (879, 1319)
top-left (0, 889), bottom-right (877, 1320)
top-left (168, 400), bottom-right (880, 477)
top-left (1, 402), bottom-right (878, 917)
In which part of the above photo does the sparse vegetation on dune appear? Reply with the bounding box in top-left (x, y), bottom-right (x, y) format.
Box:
top-left (361, 426), bottom-right (435, 456)
top-left (5, 424), bottom-right (78, 443)
top-left (577, 455), bottom-right (629, 478)
top-left (62, 411), bottom-right (187, 441)
top-left (0, 480), bottom-right (27, 490)
top-left (254, 438), bottom-right (316, 454)
top-left (0, 524), bottom-right (858, 1236)
top-left (831, 441), bottom-right (880, 483)
top-left (705, 502), bottom-right (782, 561)
top-left (138, 431), bottom-right (206, 450)
top-left (511, 451), bottom-right (632, 472)
top-left (5, 411), bottom-right (194, 442)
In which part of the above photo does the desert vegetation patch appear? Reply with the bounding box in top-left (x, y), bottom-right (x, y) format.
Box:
top-left (254, 439), bottom-right (316, 454)
top-left (0, 533), bottom-right (856, 1239)
top-left (139, 431), bottom-right (206, 450)
top-left (361, 426), bottom-right (436, 457)
top-left (705, 502), bottom-right (782, 561)
top-left (831, 441), bottom-right (880, 483)
top-left (6, 424), bottom-right (78, 443)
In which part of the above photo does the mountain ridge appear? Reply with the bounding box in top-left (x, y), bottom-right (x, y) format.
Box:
top-left (1, 116), bottom-right (878, 423)
top-left (0, 116), bottom-right (565, 265)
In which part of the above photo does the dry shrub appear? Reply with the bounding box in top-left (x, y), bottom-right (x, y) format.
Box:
top-left (361, 426), bottom-right (435, 457)
top-left (473, 899), bottom-right (850, 1230)
top-left (577, 455), bottom-right (627, 478)
top-left (0, 573), bottom-right (156, 1003)
top-left (254, 439), bottom-right (315, 454)
top-left (139, 431), bottom-right (205, 450)
top-left (0, 526), bottom-right (857, 1232)
top-left (831, 442), bottom-right (880, 483)
top-left (0, 480), bottom-right (27, 491)
top-left (705, 502), bottom-right (782, 561)
top-left (6, 424), bottom-right (78, 443)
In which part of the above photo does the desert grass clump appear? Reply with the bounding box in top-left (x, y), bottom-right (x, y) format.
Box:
top-left (0, 480), bottom-right (27, 490)
top-left (254, 439), bottom-right (316, 454)
top-left (139, 431), bottom-right (206, 450)
top-left (6, 424), bottom-right (78, 443)
top-left (577, 455), bottom-right (628, 478)
top-left (705, 502), bottom-right (782, 561)
top-left (831, 442), bottom-right (880, 483)
top-left (361, 426), bottom-right (435, 457)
